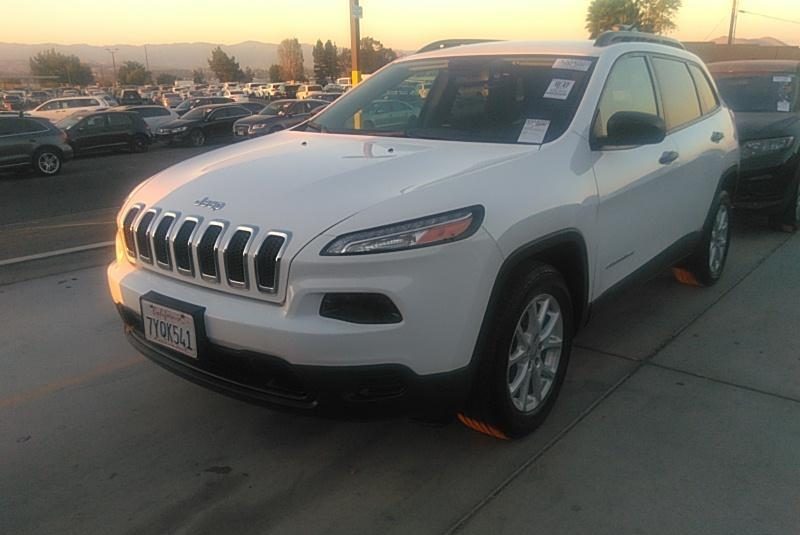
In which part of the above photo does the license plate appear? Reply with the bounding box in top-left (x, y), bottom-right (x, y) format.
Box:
top-left (141, 299), bottom-right (199, 358)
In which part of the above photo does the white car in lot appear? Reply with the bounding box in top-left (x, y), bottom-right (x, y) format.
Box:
top-left (295, 84), bottom-right (323, 99)
top-left (108, 33), bottom-right (738, 438)
top-left (122, 105), bottom-right (180, 130)
top-left (223, 89), bottom-right (248, 102)
top-left (30, 96), bottom-right (114, 121)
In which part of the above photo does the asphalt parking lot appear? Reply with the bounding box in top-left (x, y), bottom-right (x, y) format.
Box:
top-left (1, 149), bottom-right (799, 534)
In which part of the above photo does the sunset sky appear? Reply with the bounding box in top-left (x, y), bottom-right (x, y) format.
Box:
top-left (3, 0), bottom-right (799, 48)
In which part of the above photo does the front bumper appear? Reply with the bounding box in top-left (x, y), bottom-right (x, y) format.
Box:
top-left (119, 303), bottom-right (470, 418)
top-left (734, 152), bottom-right (799, 212)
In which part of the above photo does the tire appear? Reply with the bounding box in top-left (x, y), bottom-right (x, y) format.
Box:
top-left (130, 134), bottom-right (149, 153)
top-left (32, 148), bottom-right (62, 176)
top-left (189, 129), bottom-right (206, 147)
top-left (768, 177), bottom-right (800, 232)
top-left (460, 263), bottom-right (574, 439)
top-left (680, 190), bottom-right (732, 287)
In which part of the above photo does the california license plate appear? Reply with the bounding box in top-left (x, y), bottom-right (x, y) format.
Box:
top-left (141, 298), bottom-right (199, 359)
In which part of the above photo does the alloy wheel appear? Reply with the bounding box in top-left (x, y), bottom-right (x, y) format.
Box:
top-left (507, 293), bottom-right (564, 413)
top-left (708, 203), bottom-right (730, 276)
top-left (38, 152), bottom-right (60, 174)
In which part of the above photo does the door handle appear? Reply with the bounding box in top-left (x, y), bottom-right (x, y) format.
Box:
top-left (711, 131), bottom-right (725, 143)
top-left (659, 151), bottom-right (679, 165)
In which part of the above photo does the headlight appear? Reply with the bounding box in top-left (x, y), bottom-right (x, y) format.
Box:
top-left (250, 123), bottom-right (268, 131)
top-left (172, 126), bottom-right (188, 133)
top-left (321, 206), bottom-right (484, 256)
top-left (742, 136), bottom-right (795, 159)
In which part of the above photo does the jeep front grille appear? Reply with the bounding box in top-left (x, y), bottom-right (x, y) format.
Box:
top-left (124, 208), bottom-right (287, 299)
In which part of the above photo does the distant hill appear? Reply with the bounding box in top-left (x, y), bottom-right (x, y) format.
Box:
top-left (0, 41), bottom-right (316, 75)
top-left (710, 36), bottom-right (789, 46)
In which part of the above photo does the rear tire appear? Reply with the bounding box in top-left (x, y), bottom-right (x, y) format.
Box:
top-left (679, 189), bottom-right (731, 287)
top-left (460, 263), bottom-right (573, 439)
top-left (189, 129), bottom-right (206, 147)
top-left (130, 134), bottom-right (149, 153)
top-left (32, 148), bottom-right (62, 176)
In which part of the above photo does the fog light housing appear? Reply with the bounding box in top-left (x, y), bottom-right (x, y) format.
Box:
top-left (320, 293), bottom-right (402, 324)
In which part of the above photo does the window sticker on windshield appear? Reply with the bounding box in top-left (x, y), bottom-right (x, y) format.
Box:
top-left (518, 119), bottom-right (550, 144)
top-left (552, 58), bottom-right (592, 72)
top-left (543, 79), bottom-right (575, 100)
top-left (778, 100), bottom-right (791, 112)
top-left (773, 75), bottom-right (794, 83)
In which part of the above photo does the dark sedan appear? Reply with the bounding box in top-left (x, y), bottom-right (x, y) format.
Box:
top-left (174, 96), bottom-right (233, 117)
top-left (710, 60), bottom-right (800, 230)
top-left (0, 115), bottom-right (73, 175)
top-left (58, 110), bottom-right (151, 155)
top-left (156, 103), bottom-right (253, 146)
top-left (232, 99), bottom-right (327, 140)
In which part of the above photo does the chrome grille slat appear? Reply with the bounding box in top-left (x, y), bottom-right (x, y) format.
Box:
top-left (255, 234), bottom-right (287, 292)
top-left (152, 214), bottom-right (176, 268)
top-left (122, 206), bottom-right (141, 257)
top-left (197, 223), bottom-right (225, 281)
top-left (173, 219), bottom-right (199, 276)
top-left (224, 228), bottom-right (253, 288)
top-left (135, 210), bottom-right (157, 263)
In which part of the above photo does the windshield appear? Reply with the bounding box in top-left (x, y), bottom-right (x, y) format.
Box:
top-left (56, 113), bottom-right (87, 129)
top-left (260, 102), bottom-right (292, 116)
top-left (307, 55), bottom-right (595, 144)
top-left (714, 73), bottom-right (797, 113)
top-left (181, 107), bottom-right (210, 121)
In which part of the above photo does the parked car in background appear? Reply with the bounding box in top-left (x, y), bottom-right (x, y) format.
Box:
top-left (709, 60), bottom-right (800, 230)
top-left (61, 89), bottom-right (80, 97)
top-left (118, 89), bottom-right (144, 106)
top-left (25, 91), bottom-right (50, 108)
top-left (155, 103), bottom-right (252, 146)
top-left (223, 89), bottom-right (248, 102)
top-left (0, 115), bottom-right (73, 175)
top-left (2, 94), bottom-right (24, 111)
top-left (315, 93), bottom-right (343, 103)
top-left (30, 96), bottom-right (114, 121)
top-left (360, 99), bottom-right (418, 130)
top-left (232, 99), bottom-right (327, 139)
top-left (237, 101), bottom-right (267, 114)
top-left (122, 105), bottom-right (179, 130)
top-left (282, 84), bottom-right (300, 99)
top-left (58, 110), bottom-right (151, 155)
top-left (174, 96), bottom-right (234, 116)
top-left (323, 84), bottom-right (348, 94)
top-left (296, 84), bottom-right (323, 99)
top-left (161, 93), bottom-right (183, 108)
top-left (108, 34), bottom-right (739, 438)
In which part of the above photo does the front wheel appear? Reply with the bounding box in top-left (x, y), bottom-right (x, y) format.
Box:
top-left (130, 134), bottom-right (149, 153)
top-left (460, 263), bottom-right (573, 439)
top-left (188, 129), bottom-right (206, 147)
top-left (677, 190), bottom-right (732, 287)
top-left (33, 148), bottom-right (62, 176)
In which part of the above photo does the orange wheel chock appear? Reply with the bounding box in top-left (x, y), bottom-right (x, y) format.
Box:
top-left (457, 413), bottom-right (510, 440)
top-left (672, 267), bottom-right (701, 287)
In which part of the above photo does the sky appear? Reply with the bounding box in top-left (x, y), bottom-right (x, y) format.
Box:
top-left (2, 0), bottom-right (799, 48)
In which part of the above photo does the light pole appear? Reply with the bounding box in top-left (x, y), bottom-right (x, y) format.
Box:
top-left (349, 0), bottom-right (362, 85)
top-left (105, 47), bottom-right (119, 87)
top-left (727, 0), bottom-right (738, 45)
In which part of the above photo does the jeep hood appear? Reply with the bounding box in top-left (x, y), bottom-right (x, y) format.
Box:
top-left (127, 131), bottom-right (534, 249)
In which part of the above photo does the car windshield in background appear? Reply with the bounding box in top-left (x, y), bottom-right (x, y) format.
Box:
top-left (715, 73), bottom-right (797, 113)
top-left (308, 55), bottom-right (595, 144)
top-left (181, 107), bottom-right (210, 120)
top-left (260, 102), bottom-right (292, 116)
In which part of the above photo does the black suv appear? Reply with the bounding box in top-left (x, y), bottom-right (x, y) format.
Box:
top-left (58, 110), bottom-right (151, 154)
top-left (0, 115), bottom-right (73, 175)
top-left (709, 60), bottom-right (800, 229)
top-left (233, 99), bottom-right (327, 139)
top-left (156, 103), bottom-right (252, 146)
top-left (174, 96), bottom-right (234, 117)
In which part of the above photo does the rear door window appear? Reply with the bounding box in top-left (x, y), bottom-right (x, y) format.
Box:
top-left (108, 114), bottom-right (133, 128)
top-left (688, 64), bottom-right (719, 115)
top-left (651, 57), bottom-right (702, 130)
top-left (593, 55), bottom-right (658, 139)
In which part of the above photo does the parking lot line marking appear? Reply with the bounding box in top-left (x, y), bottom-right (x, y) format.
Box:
top-left (0, 241), bottom-right (114, 267)
top-left (0, 356), bottom-right (144, 410)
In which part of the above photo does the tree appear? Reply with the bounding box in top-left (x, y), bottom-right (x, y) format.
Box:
top-left (338, 48), bottom-right (351, 82)
top-left (29, 49), bottom-right (94, 86)
top-left (277, 38), bottom-right (304, 81)
top-left (207, 46), bottom-right (245, 83)
top-left (268, 64), bottom-right (282, 82)
top-left (241, 67), bottom-right (255, 83)
top-left (586, 0), bottom-right (682, 38)
top-left (192, 69), bottom-right (206, 84)
top-left (117, 61), bottom-right (150, 85)
top-left (324, 40), bottom-right (339, 80)
top-left (156, 73), bottom-right (177, 86)
top-left (359, 37), bottom-right (398, 74)
top-left (312, 39), bottom-right (326, 84)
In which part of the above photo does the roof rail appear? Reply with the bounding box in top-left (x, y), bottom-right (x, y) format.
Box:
top-left (417, 39), bottom-right (499, 54)
top-left (594, 31), bottom-right (685, 50)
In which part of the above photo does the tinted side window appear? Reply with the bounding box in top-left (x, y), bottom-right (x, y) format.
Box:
top-left (155, 107), bottom-right (170, 116)
top-left (688, 64), bottom-right (719, 115)
top-left (594, 55), bottom-right (658, 138)
top-left (108, 114), bottom-right (133, 127)
top-left (651, 57), bottom-right (702, 130)
top-left (21, 119), bottom-right (49, 132)
top-left (0, 118), bottom-right (22, 135)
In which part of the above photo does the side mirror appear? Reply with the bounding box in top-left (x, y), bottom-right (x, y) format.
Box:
top-left (598, 111), bottom-right (666, 148)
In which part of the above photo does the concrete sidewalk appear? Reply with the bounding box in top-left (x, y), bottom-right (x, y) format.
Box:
top-left (457, 234), bottom-right (800, 534)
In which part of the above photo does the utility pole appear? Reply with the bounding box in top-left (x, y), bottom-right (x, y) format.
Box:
top-left (144, 44), bottom-right (150, 73)
top-left (106, 47), bottom-right (119, 87)
top-left (349, 0), bottom-right (362, 85)
top-left (727, 0), bottom-right (739, 45)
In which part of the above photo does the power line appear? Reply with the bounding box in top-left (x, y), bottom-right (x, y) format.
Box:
top-left (703, 14), bottom-right (729, 41)
top-left (738, 9), bottom-right (800, 26)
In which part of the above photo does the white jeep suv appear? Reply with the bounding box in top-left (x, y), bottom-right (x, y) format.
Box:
top-left (108, 33), bottom-right (739, 438)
